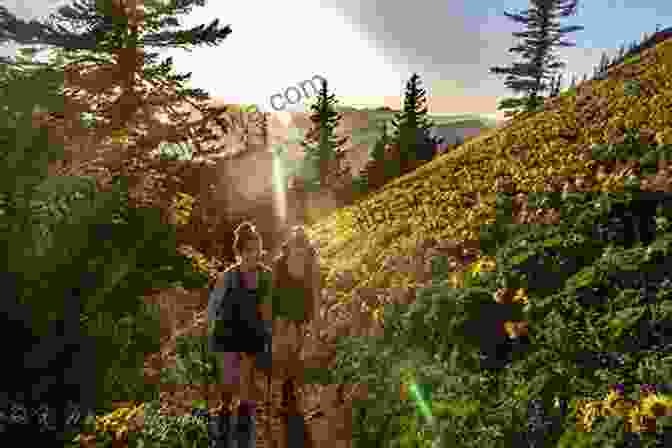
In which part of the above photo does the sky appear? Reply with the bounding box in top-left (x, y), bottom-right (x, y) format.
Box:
top-left (1, 0), bottom-right (671, 123)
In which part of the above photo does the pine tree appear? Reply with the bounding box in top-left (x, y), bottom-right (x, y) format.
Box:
top-left (389, 73), bottom-right (438, 172)
top-left (298, 78), bottom-right (349, 193)
top-left (549, 72), bottom-right (563, 97)
top-left (360, 128), bottom-right (389, 194)
top-left (372, 120), bottom-right (400, 186)
top-left (489, 0), bottom-right (584, 116)
top-left (0, 0), bottom-right (234, 179)
top-left (596, 51), bottom-right (610, 78)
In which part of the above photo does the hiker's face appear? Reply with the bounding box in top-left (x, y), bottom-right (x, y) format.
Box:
top-left (238, 240), bottom-right (262, 267)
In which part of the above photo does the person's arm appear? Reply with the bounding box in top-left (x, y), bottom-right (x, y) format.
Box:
top-left (257, 267), bottom-right (273, 322)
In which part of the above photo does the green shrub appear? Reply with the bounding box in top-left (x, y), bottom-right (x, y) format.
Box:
top-left (623, 79), bottom-right (642, 97)
top-left (0, 53), bottom-right (208, 443)
top-left (160, 334), bottom-right (221, 386)
top-left (559, 87), bottom-right (577, 97)
top-left (622, 54), bottom-right (641, 65)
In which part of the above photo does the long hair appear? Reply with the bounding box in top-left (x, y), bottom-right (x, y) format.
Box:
top-left (232, 220), bottom-right (264, 259)
top-left (272, 226), bottom-right (318, 323)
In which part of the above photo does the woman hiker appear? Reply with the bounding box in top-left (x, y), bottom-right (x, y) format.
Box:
top-left (271, 225), bottom-right (323, 382)
top-left (207, 223), bottom-right (323, 447)
top-left (270, 225), bottom-right (323, 447)
top-left (207, 221), bottom-right (273, 448)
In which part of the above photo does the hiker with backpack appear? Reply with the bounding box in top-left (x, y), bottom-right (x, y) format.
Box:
top-left (206, 221), bottom-right (273, 448)
top-left (206, 222), bottom-right (323, 447)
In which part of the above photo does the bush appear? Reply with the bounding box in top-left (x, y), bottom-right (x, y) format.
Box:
top-left (159, 334), bottom-right (222, 386)
top-left (0, 51), bottom-right (208, 444)
top-left (622, 54), bottom-right (641, 65)
top-left (559, 86), bottom-right (577, 98)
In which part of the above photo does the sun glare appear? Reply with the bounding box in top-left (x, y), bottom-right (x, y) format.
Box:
top-left (272, 148), bottom-right (288, 225)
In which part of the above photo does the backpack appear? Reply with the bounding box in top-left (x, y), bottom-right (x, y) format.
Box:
top-left (209, 267), bottom-right (272, 357)
top-left (208, 268), bottom-right (240, 351)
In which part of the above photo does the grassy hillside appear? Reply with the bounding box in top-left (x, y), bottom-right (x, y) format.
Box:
top-left (306, 38), bottom-right (672, 314)
top-left (301, 36), bottom-right (672, 448)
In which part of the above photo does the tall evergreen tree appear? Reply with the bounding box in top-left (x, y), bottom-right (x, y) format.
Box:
top-left (489, 0), bottom-right (584, 116)
top-left (0, 0), bottom-right (234, 178)
top-left (549, 72), bottom-right (563, 97)
top-left (389, 73), bottom-right (438, 170)
top-left (298, 78), bottom-right (349, 192)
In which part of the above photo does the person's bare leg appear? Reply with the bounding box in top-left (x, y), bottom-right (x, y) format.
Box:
top-left (240, 353), bottom-right (265, 403)
top-left (213, 351), bottom-right (242, 414)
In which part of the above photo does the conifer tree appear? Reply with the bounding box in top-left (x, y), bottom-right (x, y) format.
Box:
top-left (369, 120), bottom-right (401, 187)
top-left (0, 0), bottom-right (235, 179)
top-left (489, 0), bottom-right (584, 116)
top-left (298, 78), bottom-right (349, 192)
top-left (359, 128), bottom-right (389, 195)
top-left (549, 72), bottom-right (563, 97)
top-left (389, 73), bottom-right (438, 171)
top-left (369, 120), bottom-right (390, 164)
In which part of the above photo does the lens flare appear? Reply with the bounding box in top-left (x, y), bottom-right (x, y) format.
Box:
top-left (407, 380), bottom-right (435, 425)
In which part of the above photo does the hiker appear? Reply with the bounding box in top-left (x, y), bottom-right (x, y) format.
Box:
top-left (271, 225), bottom-right (323, 381)
top-left (207, 221), bottom-right (273, 447)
